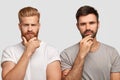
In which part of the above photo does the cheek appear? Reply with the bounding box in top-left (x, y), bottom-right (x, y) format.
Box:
top-left (20, 28), bottom-right (27, 34)
top-left (79, 27), bottom-right (86, 33)
top-left (93, 26), bottom-right (98, 32)
top-left (33, 29), bottom-right (38, 33)
top-left (34, 27), bottom-right (39, 32)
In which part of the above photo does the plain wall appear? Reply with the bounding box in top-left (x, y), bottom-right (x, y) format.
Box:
top-left (0, 1), bottom-right (120, 80)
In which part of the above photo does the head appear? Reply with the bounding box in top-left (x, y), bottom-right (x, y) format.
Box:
top-left (18, 6), bottom-right (40, 41)
top-left (76, 5), bottom-right (99, 38)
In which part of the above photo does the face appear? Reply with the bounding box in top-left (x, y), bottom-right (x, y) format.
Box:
top-left (19, 16), bottom-right (40, 41)
top-left (77, 14), bottom-right (99, 38)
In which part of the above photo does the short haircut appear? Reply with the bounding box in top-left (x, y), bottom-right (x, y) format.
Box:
top-left (76, 5), bottom-right (99, 22)
top-left (18, 6), bottom-right (40, 23)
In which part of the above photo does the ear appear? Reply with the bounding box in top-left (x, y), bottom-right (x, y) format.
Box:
top-left (18, 23), bottom-right (21, 30)
top-left (38, 23), bottom-right (40, 29)
top-left (76, 22), bottom-right (80, 30)
top-left (98, 21), bottom-right (100, 28)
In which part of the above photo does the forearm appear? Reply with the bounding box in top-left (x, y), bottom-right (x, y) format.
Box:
top-left (63, 53), bottom-right (85, 80)
top-left (110, 72), bottom-right (120, 80)
top-left (3, 51), bottom-right (31, 80)
top-left (63, 36), bottom-right (93, 80)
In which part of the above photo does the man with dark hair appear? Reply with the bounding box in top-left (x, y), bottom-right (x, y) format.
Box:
top-left (60, 5), bottom-right (120, 80)
top-left (1, 6), bottom-right (61, 80)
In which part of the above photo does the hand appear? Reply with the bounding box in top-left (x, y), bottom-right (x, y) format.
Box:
top-left (62, 69), bottom-right (71, 77)
top-left (22, 37), bottom-right (40, 56)
top-left (79, 35), bottom-right (93, 58)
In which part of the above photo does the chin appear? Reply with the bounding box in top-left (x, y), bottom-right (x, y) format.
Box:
top-left (25, 36), bottom-right (34, 41)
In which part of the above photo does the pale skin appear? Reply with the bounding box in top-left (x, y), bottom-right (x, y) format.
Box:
top-left (1, 16), bottom-right (61, 80)
top-left (62, 14), bottom-right (120, 80)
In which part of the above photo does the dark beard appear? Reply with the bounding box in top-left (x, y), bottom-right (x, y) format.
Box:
top-left (81, 29), bottom-right (97, 38)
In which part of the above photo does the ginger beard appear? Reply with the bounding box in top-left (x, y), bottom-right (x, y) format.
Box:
top-left (21, 30), bottom-right (39, 41)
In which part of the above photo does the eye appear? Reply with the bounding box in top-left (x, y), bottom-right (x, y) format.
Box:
top-left (31, 24), bottom-right (37, 26)
top-left (22, 24), bottom-right (29, 27)
top-left (80, 23), bottom-right (86, 26)
top-left (89, 22), bottom-right (96, 25)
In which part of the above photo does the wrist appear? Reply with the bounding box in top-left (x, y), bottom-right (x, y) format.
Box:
top-left (24, 49), bottom-right (33, 58)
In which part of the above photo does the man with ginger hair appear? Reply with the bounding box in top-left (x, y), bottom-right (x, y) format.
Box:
top-left (1, 6), bottom-right (61, 80)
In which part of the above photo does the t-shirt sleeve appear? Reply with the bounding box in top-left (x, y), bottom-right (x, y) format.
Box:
top-left (111, 48), bottom-right (120, 72)
top-left (1, 47), bottom-right (16, 65)
top-left (60, 51), bottom-right (72, 71)
top-left (47, 46), bottom-right (60, 64)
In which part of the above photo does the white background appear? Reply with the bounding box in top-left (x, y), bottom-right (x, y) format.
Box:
top-left (0, 1), bottom-right (120, 80)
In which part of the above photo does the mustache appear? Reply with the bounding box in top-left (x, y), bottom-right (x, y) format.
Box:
top-left (24, 31), bottom-right (35, 35)
top-left (84, 29), bottom-right (94, 34)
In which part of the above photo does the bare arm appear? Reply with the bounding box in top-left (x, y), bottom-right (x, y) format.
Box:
top-left (110, 72), bottom-right (120, 80)
top-left (62, 35), bottom-right (93, 80)
top-left (46, 60), bottom-right (61, 80)
top-left (62, 55), bottom-right (86, 80)
top-left (2, 52), bottom-right (31, 80)
top-left (2, 37), bottom-right (40, 80)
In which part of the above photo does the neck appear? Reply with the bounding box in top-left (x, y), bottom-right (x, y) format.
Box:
top-left (90, 38), bottom-right (100, 52)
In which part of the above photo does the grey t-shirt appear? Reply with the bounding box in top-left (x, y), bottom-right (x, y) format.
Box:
top-left (60, 42), bottom-right (120, 80)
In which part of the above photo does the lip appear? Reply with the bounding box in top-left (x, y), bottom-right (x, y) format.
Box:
top-left (27, 33), bottom-right (34, 35)
top-left (85, 32), bottom-right (92, 35)
top-left (26, 33), bottom-right (34, 37)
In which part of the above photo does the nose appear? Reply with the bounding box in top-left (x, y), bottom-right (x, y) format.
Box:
top-left (86, 24), bottom-right (90, 30)
top-left (28, 25), bottom-right (32, 31)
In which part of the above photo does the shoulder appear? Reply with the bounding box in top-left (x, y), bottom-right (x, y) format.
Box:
top-left (100, 43), bottom-right (118, 52)
top-left (60, 42), bottom-right (79, 58)
top-left (1, 43), bottom-right (22, 64)
top-left (41, 41), bottom-right (58, 51)
top-left (41, 41), bottom-right (59, 56)
top-left (100, 42), bottom-right (119, 56)
top-left (3, 43), bottom-right (22, 53)
top-left (63, 43), bottom-right (79, 51)
top-left (101, 43), bottom-right (114, 49)
top-left (41, 41), bottom-right (60, 64)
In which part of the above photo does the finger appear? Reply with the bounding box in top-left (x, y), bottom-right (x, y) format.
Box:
top-left (29, 37), bottom-right (37, 42)
top-left (22, 36), bottom-right (27, 44)
top-left (63, 69), bottom-right (71, 76)
top-left (84, 35), bottom-right (93, 40)
top-left (87, 38), bottom-right (93, 42)
top-left (81, 36), bottom-right (93, 43)
top-left (87, 40), bottom-right (93, 47)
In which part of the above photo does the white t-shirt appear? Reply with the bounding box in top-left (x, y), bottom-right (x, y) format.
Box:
top-left (1, 41), bottom-right (60, 80)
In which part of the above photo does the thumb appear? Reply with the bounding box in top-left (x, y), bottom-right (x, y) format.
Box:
top-left (22, 36), bottom-right (27, 44)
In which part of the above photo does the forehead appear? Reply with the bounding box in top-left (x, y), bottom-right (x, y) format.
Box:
top-left (20, 16), bottom-right (39, 23)
top-left (78, 14), bottom-right (97, 23)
